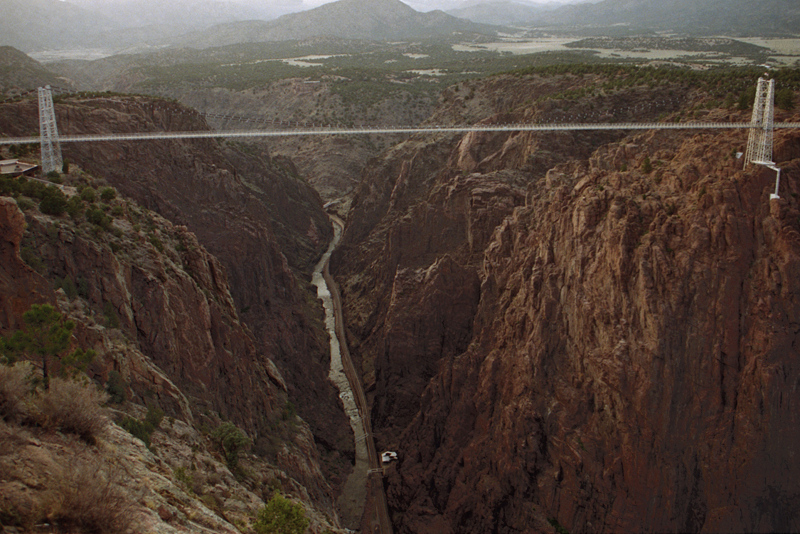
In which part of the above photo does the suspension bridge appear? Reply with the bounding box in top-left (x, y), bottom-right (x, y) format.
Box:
top-left (0, 78), bottom-right (796, 197)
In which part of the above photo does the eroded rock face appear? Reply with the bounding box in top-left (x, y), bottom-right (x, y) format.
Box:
top-left (0, 185), bottom-right (347, 527)
top-left (23, 212), bottom-right (279, 432)
top-left (0, 95), bottom-right (353, 494)
top-left (0, 198), bottom-right (51, 329)
top-left (334, 73), bottom-right (800, 533)
top-left (391, 128), bottom-right (800, 533)
top-left (333, 143), bottom-right (528, 447)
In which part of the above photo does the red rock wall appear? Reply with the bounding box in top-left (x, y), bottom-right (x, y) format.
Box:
top-left (0, 95), bottom-right (357, 509)
top-left (391, 127), bottom-right (800, 533)
top-left (0, 198), bottom-right (51, 331)
top-left (334, 75), bottom-right (800, 533)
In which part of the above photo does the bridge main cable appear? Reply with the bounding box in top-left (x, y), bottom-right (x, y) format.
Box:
top-left (2, 122), bottom-right (800, 145)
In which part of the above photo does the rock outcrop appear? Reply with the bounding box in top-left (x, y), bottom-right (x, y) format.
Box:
top-left (0, 197), bottom-right (51, 329)
top-left (333, 72), bottom-right (800, 533)
top-left (0, 190), bottom-right (343, 530)
top-left (0, 94), bottom-right (353, 493)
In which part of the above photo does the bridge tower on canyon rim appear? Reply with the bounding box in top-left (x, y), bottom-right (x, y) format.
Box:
top-left (744, 77), bottom-right (781, 199)
top-left (38, 85), bottom-right (62, 175)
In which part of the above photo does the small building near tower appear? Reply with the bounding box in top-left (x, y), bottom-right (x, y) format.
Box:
top-left (0, 159), bottom-right (38, 177)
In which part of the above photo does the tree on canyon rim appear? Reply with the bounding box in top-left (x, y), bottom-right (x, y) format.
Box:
top-left (1, 304), bottom-right (93, 389)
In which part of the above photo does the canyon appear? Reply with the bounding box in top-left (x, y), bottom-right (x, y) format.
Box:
top-left (332, 72), bottom-right (800, 533)
top-left (2, 56), bottom-right (800, 534)
top-left (0, 94), bottom-right (350, 531)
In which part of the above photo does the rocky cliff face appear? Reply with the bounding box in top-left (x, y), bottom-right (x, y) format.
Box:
top-left (333, 72), bottom-right (800, 533)
top-left (165, 76), bottom-right (434, 201)
top-left (0, 197), bottom-right (51, 329)
top-left (0, 193), bottom-right (340, 531)
top-left (0, 94), bottom-right (354, 491)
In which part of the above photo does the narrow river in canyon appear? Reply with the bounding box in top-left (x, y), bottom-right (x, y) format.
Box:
top-left (311, 217), bottom-right (370, 529)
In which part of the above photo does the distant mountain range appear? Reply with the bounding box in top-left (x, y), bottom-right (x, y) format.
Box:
top-left (531, 0), bottom-right (800, 36)
top-left (448, 0), bottom-right (800, 35)
top-left (0, 46), bottom-right (61, 92)
top-left (175, 0), bottom-right (501, 48)
top-left (1, 0), bottom-right (500, 53)
top-left (1, 0), bottom-right (797, 55)
top-left (445, 1), bottom-right (561, 27)
top-left (0, 0), bottom-right (273, 53)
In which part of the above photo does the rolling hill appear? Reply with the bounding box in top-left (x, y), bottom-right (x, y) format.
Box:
top-left (531, 0), bottom-right (800, 36)
top-left (446, 1), bottom-right (554, 26)
top-left (175, 0), bottom-right (502, 48)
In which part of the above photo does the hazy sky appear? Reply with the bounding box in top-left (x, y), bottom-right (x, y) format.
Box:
top-left (300, 0), bottom-right (576, 8)
top-left (62, 0), bottom-right (582, 14)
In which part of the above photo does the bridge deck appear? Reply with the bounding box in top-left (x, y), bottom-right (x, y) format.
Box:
top-left (2, 122), bottom-right (799, 145)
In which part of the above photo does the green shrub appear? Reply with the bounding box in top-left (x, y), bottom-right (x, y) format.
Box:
top-left (253, 493), bottom-right (309, 534)
top-left (149, 234), bottom-right (164, 252)
top-left (642, 156), bottom-right (653, 174)
top-left (738, 86), bottom-right (756, 110)
top-left (16, 198), bottom-right (34, 211)
top-left (47, 171), bottom-right (63, 184)
top-left (211, 421), bottom-right (251, 469)
top-left (105, 371), bottom-right (127, 404)
top-left (58, 348), bottom-right (95, 379)
top-left (145, 403), bottom-right (164, 429)
top-left (65, 195), bottom-right (84, 219)
top-left (80, 187), bottom-right (97, 203)
top-left (0, 176), bottom-right (21, 196)
top-left (1, 303), bottom-right (77, 388)
top-left (19, 246), bottom-right (44, 273)
top-left (39, 187), bottom-right (67, 216)
top-left (102, 301), bottom-right (120, 329)
top-left (120, 416), bottom-right (153, 448)
top-left (86, 207), bottom-right (111, 230)
top-left (19, 178), bottom-right (46, 199)
top-left (548, 517), bottom-right (570, 534)
top-left (776, 87), bottom-right (795, 110)
top-left (75, 277), bottom-right (89, 299)
top-left (120, 403), bottom-right (163, 450)
top-left (173, 466), bottom-right (194, 489)
top-left (58, 276), bottom-right (78, 299)
top-left (100, 187), bottom-right (116, 201)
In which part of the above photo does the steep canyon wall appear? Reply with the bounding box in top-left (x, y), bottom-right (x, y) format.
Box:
top-left (0, 94), bottom-right (355, 519)
top-left (333, 74), bottom-right (800, 533)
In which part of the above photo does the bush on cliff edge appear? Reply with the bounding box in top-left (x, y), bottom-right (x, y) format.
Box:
top-left (253, 492), bottom-right (309, 534)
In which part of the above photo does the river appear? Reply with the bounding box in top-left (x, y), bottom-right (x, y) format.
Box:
top-left (311, 218), bottom-right (369, 529)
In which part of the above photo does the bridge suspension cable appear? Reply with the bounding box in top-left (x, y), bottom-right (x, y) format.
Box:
top-left (2, 121), bottom-right (799, 146)
top-left (1, 82), bottom-right (797, 207)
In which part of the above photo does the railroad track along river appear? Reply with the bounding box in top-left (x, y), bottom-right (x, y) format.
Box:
top-left (312, 214), bottom-right (392, 534)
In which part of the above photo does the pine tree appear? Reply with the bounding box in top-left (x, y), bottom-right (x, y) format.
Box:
top-left (2, 304), bottom-right (93, 388)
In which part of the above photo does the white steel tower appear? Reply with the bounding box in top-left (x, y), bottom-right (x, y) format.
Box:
top-left (38, 85), bottom-right (63, 175)
top-left (745, 77), bottom-right (775, 167)
top-left (744, 77), bottom-right (781, 199)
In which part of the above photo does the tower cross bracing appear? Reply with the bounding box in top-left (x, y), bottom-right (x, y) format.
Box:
top-left (745, 77), bottom-right (776, 167)
top-left (744, 77), bottom-right (783, 199)
top-left (38, 85), bottom-right (62, 175)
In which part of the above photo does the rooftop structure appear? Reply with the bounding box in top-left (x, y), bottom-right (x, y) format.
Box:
top-left (0, 159), bottom-right (38, 176)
